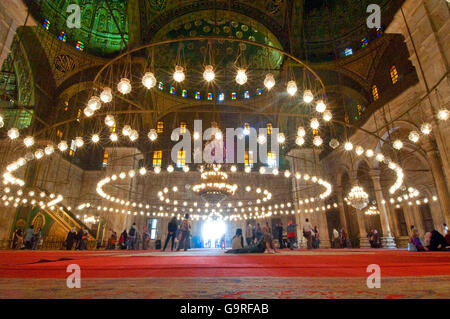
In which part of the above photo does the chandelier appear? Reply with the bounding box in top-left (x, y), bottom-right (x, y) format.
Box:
top-left (364, 206), bottom-right (380, 216)
top-left (192, 165), bottom-right (237, 205)
top-left (347, 185), bottom-right (369, 210)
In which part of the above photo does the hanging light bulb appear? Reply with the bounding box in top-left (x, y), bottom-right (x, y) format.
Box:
top-left (100, 87), bottom-right (113, 103)
top-left (296, 136), bottom-right (305, 146)
top-left (87, 96), bottom-right (101, 111)
top-left (297, 126), bottom-right (306, 137)
top-left (7, 128), bottom-right (19, 140)
top-left (75, 137), bottom-right (84, 148)
top-left (264, 73), bottom-right (275, 90)
top-left (286, 81), bottom-right (297, 96)
top-left (303, 89), bottom-right (314, 103)
top-left (24, 136), bottom-right (35, 147)
top-left (355, 145), bottom-right (364, 156)
top-left (310, 118), bottom-right (319, 130)
top-left (104, 115), bottom-right (115, 127)
top-left (117, 78), bottom-right (132, 94)
top-left (375, 153), bottom-right (385, 162)
top-left (235, 69), bottom-right (247, 85)
top-left (408, 130), bottom-right (420, 143)
top-left (173, 65), bottom-right (185, 82)
top-left (437, 108), bottom-right (449, 121)
top-left (323, 110), bottom-right (332, 122)
top-left (84, 107), bottom-right (94, 117)
top-left (148, 129), bottom-right (158, 141)
top-left (139, 167), bottom-right (147, 175)
top-left (44, 145), bottom-right (54, 155)
top-left (313, 136), bottom-right (323, 147)
top-left (316, 100), bottom-right (326, 113)
top-left (110, 133), bottom-right (118, 142)
top-left (277, 133), bottom-right (286, 144)
top-left (329, 138), bottom-right (340, 149)
top-left (366, 149), bottom-right (374, 157)
top-left (142, 72), bottom-right (157, 89)
top-left (420, 122), bottom-right (432, 135)
top-left (257, 134), bottom-right (266, 144)
top-left (344, 142), bottom-right (353, 151)
top-left (58, 141), bottom-right (68, 152)
top-left (34, 149), bottom-right (44, 159)
top-left (91, 134), bottom-right (100, 143)
top-left (122, 125), bottom-right (132, 136)
top-left (167, 165), bottom-right (174, 173)
top-left (203, 65), bottom-right (215, 82)
top-left (183, 165), bottom-right (190, 173)
top-left (393, 139), bottom-right (403, 150)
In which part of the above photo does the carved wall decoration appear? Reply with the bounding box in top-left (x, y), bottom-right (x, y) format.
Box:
top-left (54, 54), bottom-right (76, 74)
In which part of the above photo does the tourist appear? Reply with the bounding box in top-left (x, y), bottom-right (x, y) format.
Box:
top-left (13, 228), bottom-right (24, 250)
top-left (303, 218), bottom-right (313, 249)
top-left (340, 228), bottom-right (350, 248)
top-left (177, 214), bottom-right (191, 252)
top-left (245, 223), bottom-right (253, 247)
top-left (423, 231), bottom-right (431, 248)
top-left (332, 228), bottom-right (340, 248)
top-left (409, 229), bottom-right (425, 251)
top-left (80, 228), bottom-right (88, 250)
top-left (287, 220), bottom-right (297, 250)
top-left (232, 229), bottom-right (244, 249)
top-left (119, 230), bottom-right (128, 249)
top-left (255, 223), bottom-right (263, 241)
top-left (427, 229), bottom-right (448, 251)
top-left (75, 227), bottom-right (83, 250)
top-left (65, 228), bottom-right (76, 250)
top-left (31, 227), bottom-right (42, 250)
top-left (277, 223), bottom-right (284, 249)
top-left (313, 226), bottom-right (320, 249)
top-left (369, 229), bottom-right (380, 248)
top-left (24, 225), bottom-right (34, 249)
top-left (142, 227), bottom-right (150, 250)
top-left (262, 226), bottom-right (277, 253)
top-left (107, 231), bottom-right (117, 250)
top-left (225, 236), bottom-right (267, 254)
top-left (128, 222), bottom-right (138, 250)
top-left (163, 217), bottom-right (178, 251)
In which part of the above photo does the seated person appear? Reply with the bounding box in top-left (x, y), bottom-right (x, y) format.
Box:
top-left (409, 229), bottom-right (425, 251)
top-left (231, 229), bottom-right (244, 249)
top-left (445, 230), bottom-right (450, 247)
top-left (427, 229), bottom-right (448, 251)
top-left (225, 237), bottom-right (266, 254)
top-left (262, 226), bottom-right (277, 253)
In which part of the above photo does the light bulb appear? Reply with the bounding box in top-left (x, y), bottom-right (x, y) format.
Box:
top-left (203, 65), bottom-right (215, 82)
top-left (100, 87), bottom-right (113, 103)
top-left (129, 130), bottom-right (139, 142)
top-left (148, 129), bottom-right (158, 141)
top-left (316, 100), bottom-right (326, 113)
top-left (35, 149), bottom-right (44, 159)
top-left (310, 118), bottom-right (319, 130)
top-left (303, 89), bottom-right (314, 103)
top-left (84, 107), bottom-right (94, 117)
top-left (230, 165), bottom-right (237, 173)
top-left (437, 108), bottom-right (449, 121)
top-left (344, 142), bottom-right (353, 151)
top-left (264, 73), bottom-right (275, 90)
top-left (286, 81), bottom-right (297, 96)
top-left (323, 109), bottom-right (333, 121)
top-left (110, 133), bottom-right (118, 142)
top-left (139, 167), bottom-right (147, 175)
top-left (277, 133), bottom-right (286, 144)
top-left (297, 126), bottom-right (306, 137)
top-left (117, 78), bottom-right (132, 94)
top-left (366, 149), bottom-right (374, 157)
top-left (355, 145), bottom-right (364, 156)
top-left (91, 134), bottom-right (100, 143)
top-left (329, 138), bottom-right (339, 149)
top-left (173, 66), bottom-right (185, 82)
top-left (408, 130), bottom-right (420, 143)
top-left (235, 69), bottom-right (247, 85)
top-left (257, 134), bottom-right (266, 144)
top-left (420, 122), bottom-right (432, 135)
top-left (75, 137), bottom-right (84, 148)
top-left (245, 166), bottom-right (251, 173)
top-left (8, 128), bottom-right (19, 140)
top-left (154, 166), bottom-right (161, 174)
top-left (87, 96), bottom-right (101, 111)
top-left (24, 136), bottom-right (35, 147)
top-left (44, 145), bottom-right (54, 155)
top-left (122, 125), bottom-right (132, 136)
top-left (294, 136), bottom-right (304, 146)
top-left (167, 165), bottom-right (174, 173)
top-left (58, 141), bottom-right (68, 152)
top-left (259, 167), bottom-right (266, 174)
top-left (105, 115), bottom-right (115, 127)
top-left (376, 153), bottom-right (385, 162)
top-left (393, 139), bottom-right (403, 150)
top-left (142, 72), bottom-right (157, 89)
top-left (183, 166), bottom-right (190, 173)
top-left (313, 135), bottom-right (323, 146)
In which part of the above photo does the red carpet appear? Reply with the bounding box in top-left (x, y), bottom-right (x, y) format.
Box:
top-left (0, 249), bottom-right (449, 279)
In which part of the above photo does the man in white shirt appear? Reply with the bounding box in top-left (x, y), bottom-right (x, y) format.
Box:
top-left (303, 218), bottom-right (314, 249)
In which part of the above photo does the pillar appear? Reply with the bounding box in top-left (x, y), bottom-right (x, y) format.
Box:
top-left (336, 185), bottom-right (348, 231)
top-left (317, 205), bottom-right (331, 248)
top-left (369, 171), bottom-right (396, 248)
top-left (356, 209), bottom-right (371, 248)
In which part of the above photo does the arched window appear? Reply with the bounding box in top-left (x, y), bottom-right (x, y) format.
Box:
top-left (372, 85), bottom-right (379, 101)
top-left (390, 65), bottom-right (399, 84)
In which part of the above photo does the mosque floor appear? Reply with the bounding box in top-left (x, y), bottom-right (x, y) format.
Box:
top-left (0, 249), bottom-right (449, 299)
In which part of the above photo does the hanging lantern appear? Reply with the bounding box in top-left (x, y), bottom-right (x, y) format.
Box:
top-left (104, 115), bottom-right (115, 127)
top-left (173, 66), bottom-right (185, 82)
top-left (420, 122), bottom-right (432, 135)
top-left (437, 108), bottom-right (449, 121)
top-left (347, 185), bottom-right (369, 210)
top-left (313, 135), bottom-right (323, 147)
top-left (323, 110), bottom-right (332, 121)
top-left (277, 133), bottom-right (286, 144)
top-left (355, 145), bottom-right (364, 156)
top-left (100, 87), bottom-right (113, 103)
top-left (264, 73), bottom-right (275, 90)
top-left (58, 141), bottom-right (68, 152)
top-left (203, 65), bottom-right (215, 82)
top-left (122, 125), bottom-right (132, 136)
top-left (91, 134), bottom-right (100, 143)
top-left (296, 136), bottom-right (305, 146)
top-left (75, 137), bottom-right (84, 148)
top-left (87, 96), bottom-right (101, 111)
top-left (393, 139), bottom-right (403, 150)
top-left (7, 128), bottom-right (19, 140)
top-left (329, 138), bottom-right (339, 149)
top-left (316, 100), bottom-right (326, 113)
top-left (344, 142), bottom-right (353, 151)
top-left (235, 69), bottom-right (247, 85)
top-left (110, 133), bottom-right (118, 142)
top-left (310, 118), bottom-right (319, 130)
top-left (148, 129), bottom-right (158, 141)
top-left (84, 107), bottom-right (94, 117)
top-left (408, 130), bottom-right (420, 143)
top-left (142, 72), bottom-right (157, 89)
top-left (117, 78), bottom-right (132, 94)
top-left (297, 126), bottom-right (306, 137)
top-left (129, 130), bottom-right (139, 142)
top-left (24, 136), bottom-right (35, 147)
top-left (286, 81), bottom-right (297, 96)
top-left (303, 89), bottom-right (314, 103)
top-left (257, 134), bottom-right (266, 144)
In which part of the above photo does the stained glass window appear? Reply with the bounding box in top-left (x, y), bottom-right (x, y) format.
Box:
top-left (267, 123), bottom-right (272, 135)
top-left (372, 85), bottom-right (379, 101)
top-left (153, 150), bottom-right (162, 167)
top-left (157, 121), bottom-right (164, 133)
top-left (218, 93), bottom-right (224, 101)
top-left (102, 152), bottom-right (109, 167)
top-left (58, 31), bottom-right (67, 42)
top-left (177, 150), bottom-right (186, 168)
top-left (76, 41), bottom-right (84, 51)
top-left (43, 19), bottom-right (50, 30)
top-left (180, 122), bottom-right (187, 133)
top-left (244, 91), bottom-right (250, 99)
top-left (344, 47), bottom-right (353, 56)
top-left (207, 93), bottom-right (213, 100)
top-left (195, 91), bottom-right (201, 100)
top-left (245, 151), bottom-right (254, 168)
top-left (181, 89), bottom-right (188, 98)
top-left (390, 65), bottom-right (399, 84)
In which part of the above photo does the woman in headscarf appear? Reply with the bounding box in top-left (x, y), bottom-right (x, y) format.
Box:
top-left (66, 227), bottom-right (76, 250)
top-left (409, 229), bottom-right (425, 251)
top-left (287, 220), bottom-right (297, 250)
top-left (428, 230), bottom-right (448, 251)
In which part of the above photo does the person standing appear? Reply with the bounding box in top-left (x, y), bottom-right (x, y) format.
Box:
top-left (128, 222), bottom-right (138, 250)
top-left (177, 214), bottom-right (191, 251)
top-left (65, 228), bottom-right (76, 250)
top-left (332, 228), bottom-right (340, 248)
top-left (163, 217), bottom-right (178, 251)
top-left (313, 226), bottom-right (320, 249)
top-left (32, 227), bottom-right (42, 250)
top-left (80, 228), bottom-right (88, 250)
top-left (277, 223), bottom-right (284, 249)
top-left (13, 228), bottom-right (24, 249)
top-left (24, 225), bottom-right (34, 249)
top-left (303, 218), bottom-right (314, 249)
top-left (245, 223), bottom-right (253, 247)
top-left (287, 220), bottom-right (297, 250)
top-left (119, 230), bottom-right (128, 250)
top-left (75, 227), bottom-right (83, 250)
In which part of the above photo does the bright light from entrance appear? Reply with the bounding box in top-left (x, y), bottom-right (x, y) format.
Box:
top-left (202, 219), bottom-right (226, 248)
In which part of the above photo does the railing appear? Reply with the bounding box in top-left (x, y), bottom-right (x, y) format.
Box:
top-left (0, 239), bottom-right (97, 250)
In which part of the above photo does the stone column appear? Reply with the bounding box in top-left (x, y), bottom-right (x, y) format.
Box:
top-left (369, 171), bottom-right (396, 248)
top-left (356, 209), bottom-right (371, 248)
top-left (318, 206), bottom-right (330, 248)
top-left (336, 185), bottom-right (348, 230)
top-left (423, 139), bottom-right (450, 225)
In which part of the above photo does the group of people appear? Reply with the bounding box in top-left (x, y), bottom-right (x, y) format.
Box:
top-left (65, 227), bottom-right (89, 250)
top-left (12, 225), bottom-right (42, 250)
top-left (161, 214), bottom-right (191, 252)
top-left (332, 228), bottom-right (351, 248)
top-left (409, 224), bottom-right (450, 251)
